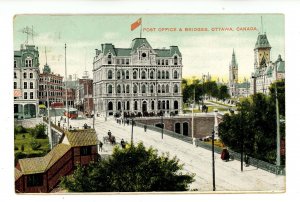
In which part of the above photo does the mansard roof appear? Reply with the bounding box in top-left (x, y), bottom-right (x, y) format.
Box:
top-left (100, 38), bottom-right (181, 57)
top-left (255, 33), bottom-right (271, 49)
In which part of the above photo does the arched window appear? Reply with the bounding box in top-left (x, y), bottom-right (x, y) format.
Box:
top-left (117, 85), bottom-right (121, 93)
top-left (117, 101), bottom-right (121, 110)
top-left (134, 101), bottom-right (138, 110)
top-left (23, 72), bottom-right (27, 79)
top-left (150, 71), bottom-right (154, 79)
top-left (174, 70), bottom-right (178, 79)
top-left (108, 85), bottom-right (112, 94)
top-left (126, 85), bottom-right (130, 93)
top-left (133, 85), bottom-right (138, 93)
top-left (122, 70), bottom-right (125, 79)
top-left (158, 84), bottom-right (161, 93)
top-left (108, 70), bottom-right (112, 79)
top-left (158, 101), bottom-right (161, 110)
top-left (162, 85), bottom-right (165, 93)
top-left (150, 85), bottom-right (154, 93)
top-left (174, 56), bottom-right (178, 65)
top-left (30, 82), bottom-right (33, 89)
top-left (167, 100), bottom-right (170, 109)
top-left (133, 71), bottom-right (137, 79)
top-left (108, 102), bottom-right (113, 110)
top-left (117, 71), bottom-right (121, 79)
top-left (126, 70), bottom-right (129, 79)
top-left (142, 84), bottom-right (146, 93)
top-left (162, 71), bottom-right (165, 79)
top-left (166, 71), bottom-right (169, 79)
top-left (166, 84), bottom-right (169, 93)
top-left (158, 71), bottom-right (161, 79)
top-left (174, 84), bottom-right (178, 93)
top-left (141, 71), bottom-right (146, 79)
top-left (127, 101), bottom-right (130, 110)
top-left (108, 54), bottom-right (112, 64)
top-left (151, 101), bottom-right (155, 110)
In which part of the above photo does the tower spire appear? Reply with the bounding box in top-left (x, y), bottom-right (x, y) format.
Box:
top-left (261, 16), bottom-right (264, 34)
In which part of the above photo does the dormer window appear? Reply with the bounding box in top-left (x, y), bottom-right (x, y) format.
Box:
top-left (174, 56), bottom-right (178, 65)
top-left (25, 58), bottom-right (32, 67)
top-left (108, 54), bottom-right (112, 64)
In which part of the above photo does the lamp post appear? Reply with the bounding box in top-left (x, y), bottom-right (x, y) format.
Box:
top-left (161, 110), bottom-right (164, 139)
top-left (212, 129), bottom-right (216, 191)
top-left (131, 117), bottom-right (134, 144)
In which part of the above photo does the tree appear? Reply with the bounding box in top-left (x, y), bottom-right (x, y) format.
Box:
top-left (60, 143), bottom-right (195, 192)
top-left (218, 90), bottom-right (285, 164)
top-left (218, 85), bottom-right (230, 100)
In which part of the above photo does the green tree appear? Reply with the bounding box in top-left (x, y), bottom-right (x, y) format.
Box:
top-left (218, 85), bottom-right (230, 100)
top-left (218, 89), bottom-right (285, 164)
top-left (60, 143), bottom-right (195, 192)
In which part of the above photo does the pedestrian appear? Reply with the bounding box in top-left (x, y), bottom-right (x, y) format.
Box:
top-left (99, 141), bottom-right (103, 152)
top-left (108, 130), bottom-right (112, 137)
top-left (120, 139), bottom-right (126, 149)
top-left (144, 124), bottom-right (147, 132)
top-left (58, 121), bottom-right (60, 128)
top-left (69, 125), bottom-right (72, 130)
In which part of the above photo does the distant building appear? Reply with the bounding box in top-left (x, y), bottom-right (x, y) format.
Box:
top-left (227, 50), bottom-right (250, 98)
top-left (93, 38), bottom-right (183, 117)
top-left (64, 75), bottom-right (77, 108)
top-left (38, 63), bottom-right (64, 108)
top-left (14, 44), bottom-right (40, 119)
top-left (75, 77), bottom-right (93, 114)
top-left (250, 33), bottom-right (285, 94)
top-left (228, 49), bottom-right (239, 97)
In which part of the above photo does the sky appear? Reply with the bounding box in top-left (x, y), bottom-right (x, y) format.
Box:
top-left (13, 14), bottom-right (284, 82)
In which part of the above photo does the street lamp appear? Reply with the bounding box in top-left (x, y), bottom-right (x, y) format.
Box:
top-left (212, 108), bottom-right (218, 191)
top-left (160, 110), bottom-right (164, 139)
top-left (131, 117), bottom-right (134, 144)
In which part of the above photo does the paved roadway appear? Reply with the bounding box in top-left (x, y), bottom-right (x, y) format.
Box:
top-left (58, 116), bottom-right (285, 193)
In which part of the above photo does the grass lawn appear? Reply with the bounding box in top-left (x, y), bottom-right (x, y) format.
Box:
top-left (15, 133), bottom-right (50, 157)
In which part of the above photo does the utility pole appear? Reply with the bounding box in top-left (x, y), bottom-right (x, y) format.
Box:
top-left (65, 44), bottom-right (69, 130)
top-left (212, 129), bottom-right (216, 191)
top-left (275, 65), bottom-right (281, 173)
top-left (46, 74), bottom-right (52, 149)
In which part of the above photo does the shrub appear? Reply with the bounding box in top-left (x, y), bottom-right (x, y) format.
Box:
top-left (30, 140), bottom-right (41, 150)
top-left (29, 124), bottom-right (47, 139)
top-left (14, 125), bottom-right (27, 134)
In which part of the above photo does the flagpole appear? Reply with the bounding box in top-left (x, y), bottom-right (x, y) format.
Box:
top-left (140, 19), bottom-right (142, 38)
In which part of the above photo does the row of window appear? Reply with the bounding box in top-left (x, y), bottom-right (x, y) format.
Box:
top-left (39, 85), bottom-right (64, 91)
top-left (107, 84), bottom-right (179, 94)
top-left (39, 77), bottom-right (63, 84)
top-left (107, 70), bottom-right (179, 80)
top-left (107, 100), bottom-right (179, 111)
top-left (23, 92), bottom-right (34, 99)
top-left (106, 54), bottom-right (180, 66)
top-left (14, 82), bottom-right (34, 89)
top-left (38, 92), bottom-right (63, 97)
top-left (14, 72), bottom-right (34, 79)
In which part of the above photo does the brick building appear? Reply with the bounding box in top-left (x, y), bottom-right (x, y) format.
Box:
top-left (15, 129), bottom-right (99, 193)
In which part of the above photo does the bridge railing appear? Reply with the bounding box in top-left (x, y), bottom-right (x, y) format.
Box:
top-left (135, 120), bottom-right (285, 175)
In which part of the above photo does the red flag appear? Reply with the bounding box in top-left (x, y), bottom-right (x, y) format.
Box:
top-left (131, 18), bottom-right (142, 31)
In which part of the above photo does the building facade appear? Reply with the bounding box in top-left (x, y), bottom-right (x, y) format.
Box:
top-left (93, 38), bottom-right (183, 117)
top-left (250, 33), bottom-right (285, 94)
top-left (74, 77), bottom-right (94, 115)
top-left (14, 44), bottom-right (40, 119)
top-left (38, 64), bottom-right (64, 108)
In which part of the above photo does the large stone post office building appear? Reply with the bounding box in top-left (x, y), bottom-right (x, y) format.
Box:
top-left (93, 38), bottom-right (183, 117)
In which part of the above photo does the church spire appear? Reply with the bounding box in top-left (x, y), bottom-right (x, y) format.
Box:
top-left (231, 49), bottom-right (237, 67)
